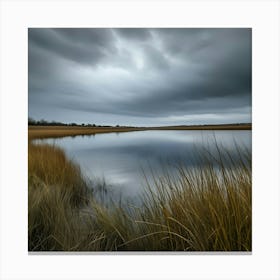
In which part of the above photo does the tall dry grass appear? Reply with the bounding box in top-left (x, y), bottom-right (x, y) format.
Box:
top-left (28, 142), bottom-right (251, 251)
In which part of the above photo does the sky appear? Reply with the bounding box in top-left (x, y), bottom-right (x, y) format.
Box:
top-left (28, 28), bottom-right (251, 126)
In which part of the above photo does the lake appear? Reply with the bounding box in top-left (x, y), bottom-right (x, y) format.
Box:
top-left (35, 130), bottom-right (251, 202)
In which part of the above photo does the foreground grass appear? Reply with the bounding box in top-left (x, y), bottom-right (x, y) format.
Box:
top-left (28, 142), bottom-right (251, 251)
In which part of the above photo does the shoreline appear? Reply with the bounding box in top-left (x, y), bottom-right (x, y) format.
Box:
top-left (28, 123), bottom-right (252, 139)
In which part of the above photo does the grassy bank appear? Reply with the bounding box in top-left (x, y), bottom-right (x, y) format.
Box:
top-left (28, 141), bottom-right (251, 251)
top-left (28, 123), bottom-right (251, 139)
top-left (28, 126), bottom-right (143, 139)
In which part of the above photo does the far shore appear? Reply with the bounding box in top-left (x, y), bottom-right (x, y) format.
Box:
top-left (28, 123), bottom-right (252, 139)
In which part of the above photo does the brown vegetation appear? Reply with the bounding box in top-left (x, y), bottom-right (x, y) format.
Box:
top-left (28, 123), bottom-right (252, 140)
top-left (28, 141), bottom-right (251, 251)
top-left (28, 126), bottom-right (143, 139)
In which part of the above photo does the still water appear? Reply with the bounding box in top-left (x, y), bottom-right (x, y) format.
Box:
top-left (35, 130), bottom-right (251, 201)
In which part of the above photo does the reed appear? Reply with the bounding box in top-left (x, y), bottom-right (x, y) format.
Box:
top-left (28, 141), bottom-right (251, 251)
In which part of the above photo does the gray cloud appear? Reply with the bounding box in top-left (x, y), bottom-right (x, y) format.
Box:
top-left (115, 28), bottom-right (152, 41)
top-left (28, 28), bottom-right (251, 126)
top-left (29, 28), bottom-right (117, 67)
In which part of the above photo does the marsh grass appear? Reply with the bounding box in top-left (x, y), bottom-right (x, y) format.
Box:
top-left (28, 141), bottom-right (251, 251)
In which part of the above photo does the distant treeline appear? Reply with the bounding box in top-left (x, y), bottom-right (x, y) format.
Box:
top-left (171, 123), bottom-right (252, 127)
top-left (28, 118), bottom-right (251, 128)
top-left (28, 118), bottom-right (126, 128)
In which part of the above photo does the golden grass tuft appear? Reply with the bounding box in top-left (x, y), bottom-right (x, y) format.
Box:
top-left (28, 142), bottom-right (251, 251)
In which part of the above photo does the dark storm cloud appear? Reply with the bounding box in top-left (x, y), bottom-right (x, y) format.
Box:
top-left (29, 28), bottom-right (116, 66)
top-left (115, 28), bottom-right (152, 41)
top-left (28, 28), bottom-right (251, 125)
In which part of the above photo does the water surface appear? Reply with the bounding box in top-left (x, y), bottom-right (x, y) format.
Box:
top-left (36, 130), bottom-right (251, 201)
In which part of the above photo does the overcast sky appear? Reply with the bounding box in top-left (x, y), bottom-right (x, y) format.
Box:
top-left (28, 28), bottom-right (251, 126)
